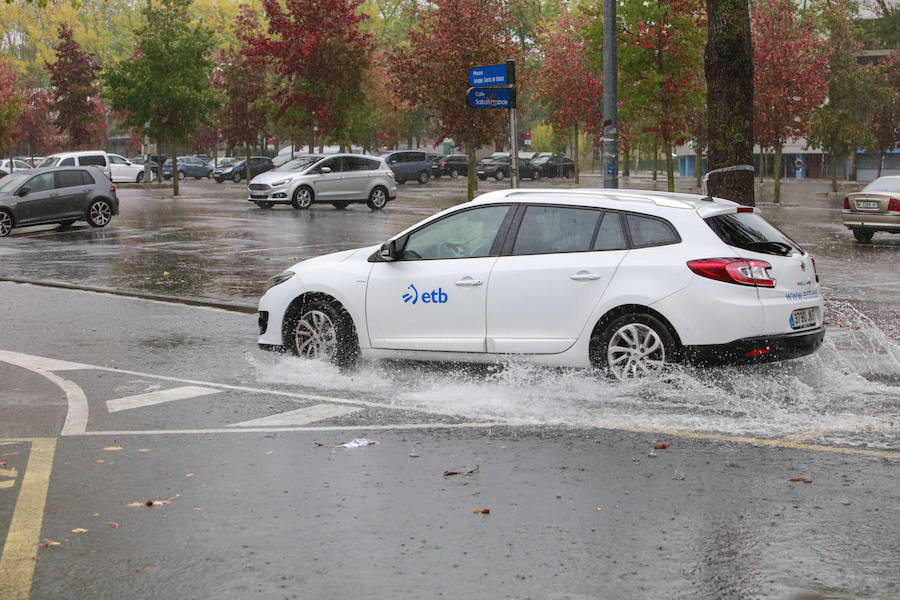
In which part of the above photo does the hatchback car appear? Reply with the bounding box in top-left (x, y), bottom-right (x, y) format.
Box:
top-left (381, 150), bottom-right (441, 184)
top-left (213, 156), bottom-right (273, 183)
top-left (247, 154), bottom-right (397, 210)
top-left (533, 154), bottom-right (575, 178)
top-left (432, 154), bottom-right (469, 179)
top-left (257, 188), bottom-right (825, 378)
top-left (0, 166), bottom-right (119, 237)
top-left (163, 156), bottom-right (213, 180)
top-left (37, 151), bottom-right (113, 181)
top-left (842, 175), bottom-right (900, 243)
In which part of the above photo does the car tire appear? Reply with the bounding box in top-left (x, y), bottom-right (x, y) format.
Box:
top-left (367, 186), bottom-right (388, 210)
top-left (291, 186), bottom-right (313, 210)
top-left (332, 201), bottom-right (350, 210)
top-left (591, 313), bottom-right (677, 380)
top-left (0, 209), bottom-right (13, 237)
top-left (288, 297), bottom-right (359, 369)
top-left (136, 171), bottom-right (145, 183)
top-left (86, 199), bottom-right (113, 228)
top-left (495, 170), bottom-right (505, 182)
top-left (852, 228), bottom-right (874, 243)
top-left (417, 170), bottom-right (430, 184)
top-left (232, 172), bottom-right (242, 183)
top-left (177, 170), bottom-right (186, 180)
top-left (255, 201), bottom-right (274, 209)
top-left (450, 169), bottom-right (459, 179)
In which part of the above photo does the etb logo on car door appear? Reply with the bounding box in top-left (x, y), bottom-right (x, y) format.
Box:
top-left (402, 284), bottom-right (447, 305)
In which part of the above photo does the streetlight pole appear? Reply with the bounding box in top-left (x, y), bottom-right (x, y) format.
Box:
top-left (602, 0), bottom-right (619, 189)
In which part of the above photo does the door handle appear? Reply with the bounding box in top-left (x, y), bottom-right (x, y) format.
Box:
top-left (570, 271), bottom-right (601, 281)
top-left (455, 277), bottom-right (483, 287)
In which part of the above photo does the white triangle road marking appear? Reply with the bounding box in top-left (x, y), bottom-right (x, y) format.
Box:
top-left (229, 404), bottom-right (363, 427)
top-left (106, 386), bottom-right (221, 413)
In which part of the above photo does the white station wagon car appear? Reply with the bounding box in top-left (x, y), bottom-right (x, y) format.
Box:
top-left (257, 189), bottom-right (825, 379)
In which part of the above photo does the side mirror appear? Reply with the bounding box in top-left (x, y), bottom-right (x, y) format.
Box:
top-left (379, 240), bottom-right (399, 262)
top-left (320, 166), bottom-right (332, 174)
top-left (17, 187), bottom-right (29, 197)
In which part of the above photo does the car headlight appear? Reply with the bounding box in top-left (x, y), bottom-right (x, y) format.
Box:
top-left (265, 271), bottom-right (295, 291)
top-left (270, 178), bottom-right (292, 187)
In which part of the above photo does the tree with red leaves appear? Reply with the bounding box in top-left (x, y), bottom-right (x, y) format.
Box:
top-left (14, 83), bottom-right (61, 160)
top-left (47, 23), bottom-right (107, 149)
top-left (532, 12), bottom-right (603, 183)
top-left (752, 0), bottom-right (827, 203)
top-left (391, 0), bottom-right (514, 200)
top-left (241, 0), bottom-right (373, 151)
top-left (0, 58), bottom-right (23, 161)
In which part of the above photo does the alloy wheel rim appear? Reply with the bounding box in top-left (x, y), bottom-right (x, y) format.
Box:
top-left (297, 189), bottom-right (312, 208)
top-left (607, 323), bottom-right (665, 379)
top-left (0, 212), bottom-right (11, 236)
top-left (372, 190), bottom-right (386, 207)
top-left (90, 203), bottom-right (111, 226)
top-left (295, 310), bottom-right (337, 359)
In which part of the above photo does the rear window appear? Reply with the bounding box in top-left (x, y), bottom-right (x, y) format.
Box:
top-left (626, 214), bottom-right (680, 247)
top-left (56, 170), bottom-right (85, 188)
top-left (705, 212), bottom-right (802, 256)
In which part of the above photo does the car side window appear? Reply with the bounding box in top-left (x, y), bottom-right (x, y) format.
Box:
top-left (60, 157), bottom-right (75, 166)
top-left (55, 170), bottom-right (85, 189)
top-left (81, 170), bottom-right (95, 185)
top-left (349, 157), bottom-right (378, 171)
top-left (79, 155), bottom-right (106, 167)
top-left (511, 206), bottom-right (601, 255)
top-left (626, 214), bottom-right (680, 247)
top-left (109, 155), bottom-right (127, 165)
top-left (27, 172), bottom-right (55, 193)
top-left (403, 205), bottom-right (510, 260)
top-left (410, 152), bottom-right (425, 162)
top-left (593, 212), bottom-right (628, 251)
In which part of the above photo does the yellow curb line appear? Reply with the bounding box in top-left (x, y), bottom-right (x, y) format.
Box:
top-left (0, 438), bottom-right (57, 600)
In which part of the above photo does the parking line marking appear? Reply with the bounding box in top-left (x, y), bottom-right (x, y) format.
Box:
top-left (229, 404), bottom-right (363, 427)
top-left (0, 438), bottom-right (57, 600)
top-left (106, 386), bottom-right (221, 413)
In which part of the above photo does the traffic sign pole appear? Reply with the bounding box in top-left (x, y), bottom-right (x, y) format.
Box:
top-left (507, 60), bottom-right (518, 190)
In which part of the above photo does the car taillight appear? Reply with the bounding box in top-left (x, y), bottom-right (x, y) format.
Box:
top-left (441, 161), bottom-right (447, 167)
top-left (109, 184), bottom-right (116, 192)
top-left (386, 171), bottom-right (395, 180)
top-left (843, 197), bottom-right (850, 210)
top-left (687, 258), bottom-right (776, 287)
top-left (736, 206), bottom-right (754, 213)
top-left (889, 198), bottom-right (900, 212)
top-left (810, 256), bottom-right (819, 283)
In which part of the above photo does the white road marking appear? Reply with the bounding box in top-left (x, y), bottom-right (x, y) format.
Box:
top-left (106, 386), bottom-right (221, 413)
top-left (0, 350), bottom-right (87, 372)
top-left (230, 404), bottom-right (363, 427)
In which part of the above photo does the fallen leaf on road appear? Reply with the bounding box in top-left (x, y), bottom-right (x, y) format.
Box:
top-left (314, 439), bottom-right (379, 448)
top-left (790, 477), bottom-right (812, 483)
top-left (71, 528), bottom-right (88, 534)
top-left (443, 465), bottom-right (479, 478)
top-left (185, 473), bottom-right (194, 477)
top-left (38, 540), bottom-right (60, 548)
top-left (472, 508), bottom-right (491, 514)
top-left (104, 446), bottom-right (123, 452)
top-left (105, 522), bottom-right (121, 528)
top-left (653, 444), bottom-right (669, 450)
top-left (127, 502), bottom-right (144, 508)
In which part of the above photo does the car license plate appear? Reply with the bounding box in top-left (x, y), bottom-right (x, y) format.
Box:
top-left (857, 200), bottom-right (879, 209)
top-left (790, 307), bottom-right (816, 330)
top-left (250, 191), bottom-right (267, 198)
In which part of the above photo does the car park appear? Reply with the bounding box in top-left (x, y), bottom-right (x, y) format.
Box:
top-left (36, 150), bottom-right (113, 180)
top-left (257, 188), bottom-right (824, 379)
top-left (842, 175), bottom-right (900, 243)
top-left (0, 166), bottom-right (119, 237)
top-left (107, 153), bottom-right (153, 183)
top-left (247, 153), bottom-right (397, 210)
top-left (533, 153), bottom-right (575, 178)
top-left (213, 156), bottom-right (274, 183)
top-left (381, 150), bottom-right (441, 184)
top-left (162, 155), bottom-right (213, 180)
top-left (432, 154), bottom-right (469, 179)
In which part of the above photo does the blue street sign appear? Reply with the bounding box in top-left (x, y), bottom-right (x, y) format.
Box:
top-left (469, 64), bottom-right (508, 87)
top-left (467, 87), bottom-right (513, 109)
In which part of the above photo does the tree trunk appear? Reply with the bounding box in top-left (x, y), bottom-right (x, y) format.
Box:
top-left (694, 143), bottom-right (703, 189)
top-left (705, 0), bottom-right (755, 205)
top-left (171, 144), bottom-right (179, 197)
top-left (831, 154), bottom-right (839, 192)
top-left (664, 139), bottom-right (675, 192)
top-left (652, 140), bottom-right (658, 181)
top-left (849, 150), bottom-right (857, 181)
top-left (623, 142), bottom-right (631, 177)
top-left (774, 143), bottom-right (782, 204)
top-left (466, 145), bottom-right (477, 202)
top-left (573, 125), bottom-right (580, 184)
top-left (246, 147), bottom-right (252, 182)
top-left (877, 151), bottom-right (884, 177)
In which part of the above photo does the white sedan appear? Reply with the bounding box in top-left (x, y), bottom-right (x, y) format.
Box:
top-left (257, 189), bottom-right (825, 379)
top-left (108, 153), bottom-right (153, 183)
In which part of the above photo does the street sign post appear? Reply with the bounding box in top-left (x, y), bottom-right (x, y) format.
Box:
top-left (466, 60), bottom-right (519, 189)
top-left (466, 87), bottom-right (514, 109)
top-left (468, 64), bottom-right (508, 87)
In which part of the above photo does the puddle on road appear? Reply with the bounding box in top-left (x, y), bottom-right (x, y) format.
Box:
top-left (251, 300), bottom-right (899, 449)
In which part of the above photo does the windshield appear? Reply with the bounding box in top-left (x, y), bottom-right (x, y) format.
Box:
top-left (532, 156), bottom-right (550, 164)
top-left (36, 157), bottom-right (58, 168)
top-left (0, 172), bottom-right (30, 193)
top-left (275, 156), bottom-right (323, 172)
top-left (861, 178), bottom-right (900, 194)
top-left (704, 212), bottom-right (803, 256)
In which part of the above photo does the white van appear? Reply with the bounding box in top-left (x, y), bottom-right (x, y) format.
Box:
top-left (38, 151), bottom-right (112, 181)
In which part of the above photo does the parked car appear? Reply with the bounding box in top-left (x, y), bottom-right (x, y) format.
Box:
top-left (247, 153), bottom-right (397, 210)
top-left (0, 166), bottom-right (119, 237)
top-left (432, 154), bottom-right (469, 179)
top-left (532, 153), bottom-right (575, 178)
top-left (107, 153), bottom-right (153, 183)
top-left (256, 188), bottom-right (824, 378)
top-left (0, 158), bottom-right (33, 172)
top-left (163, 155), bottom-right (213, 180)
top-left (128, 156), bottom-right (160, 176)
top-left (36, 151), bottom-right (112, 181)
top-left (381, 150), bottom-right (441, 184)
top-left (476, 155), bottom-right (511, 181)
top-left (842, 175), bottom-right (900, 243)
top-left (517, 158), bottom-right (542, 181)
top-left (213, 156), bottom-right (273, 183)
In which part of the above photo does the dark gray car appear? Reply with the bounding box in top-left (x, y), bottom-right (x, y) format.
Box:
top-left (0, 166), bottom-right (119, 237)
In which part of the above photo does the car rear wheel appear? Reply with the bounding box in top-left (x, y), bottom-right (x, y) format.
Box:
top-left (417, 170), bottom-right (430, 184)
top-left (450, 169), bottom-right (459, 179)
top-left (177, 170), bottom-right (186, 180)
top-left (0, 210), bottom-right (13, 237)
top-left (332, 201), bottom-right (350, 210)
top-left (136, 171), bottom-right (145, 183)
top-left (591, 313), bottom-right (676, 380)
top-left (367, 186), bottom-right (388, 210)
top-left (495, 170), bottom-right (505, 182)
top-left (292, 186), bottom-right (313, 209)
top-left (852, 228), bottom-right (874, 243)
top-left (288, 297), bottom-right (359, 369)
top-left (255, 201), bottom-right (274, 209)
top-left (232, 172), bottom-right (242, 183)
top-left (86, 199), bottom-right (112, 228)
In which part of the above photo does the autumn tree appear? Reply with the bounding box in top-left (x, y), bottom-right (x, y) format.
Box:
top-left (47, 23), bottom-right (107, 148)
top-left (14, 83), bottom-right (59, 159)
top-left (751, 0), bottom-right (827, 203)
top-left (242, 0), bottom-right (373, 152)
top-left (102, 0), bottom-right (220, 196)
top-left (392, 0), bottom-right (514, 201)
top-left (866, 56), bottom-right (900, 177)
top-left (532, 12), bottom-right (603, 183)
top-left (0, 58), bottom-right (23, 160)
top-left (706, 0), bottom-right (754, 205)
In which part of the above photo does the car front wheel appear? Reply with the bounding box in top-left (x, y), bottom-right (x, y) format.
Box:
top-left (591, 313), bottom-right (676, 380)
top-left (417, 170), bottom-right (430, 184)
top-left (495, 170), bottom-right (505, 182)
top-left (852, 228), bottom-right (874, 243)
top-left (367, 186), bottom-right (388, 210)
top-left (450, 169), bottom-right (459, 179)
top-left (86, 199), bottom-right (113, 228)
top-left (288, 297), bottom-right (359, 369)
top-left (177, 170), bottom-right (186, 180)
top-left (292, 186), bottom-right (313, 209)
top-left (0, 210), bottom-right (13, 237)
top-left (136, 171), bottom-right (145, 183)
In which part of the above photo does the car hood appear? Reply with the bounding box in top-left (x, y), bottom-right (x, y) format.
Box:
top-left (251, 169), bottom-right (308, 184)
top-left (287, 246), bottom-right (377, 273)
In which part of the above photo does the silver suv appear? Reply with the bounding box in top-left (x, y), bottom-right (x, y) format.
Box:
top-left (247, 154), bottom-right (398, 210)
top-left (0, 166), bottom-right (119, 237)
